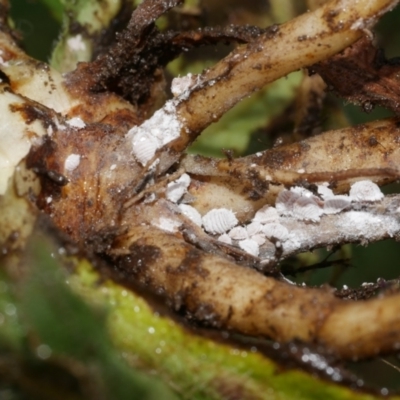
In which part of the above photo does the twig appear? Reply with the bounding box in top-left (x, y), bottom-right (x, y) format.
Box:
top-left (113, 199), bottom-right (400, 360)
top-left (175, 0), bottom-right (400, 141)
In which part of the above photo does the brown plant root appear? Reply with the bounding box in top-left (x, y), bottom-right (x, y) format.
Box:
top-left (181, 117), bottom-right (400, 220)
top-left (174, 0), bottom-right (400, 142)
top-left (10, 0), bottom-right (400, 368)
top-left (110, 202), bottom-right (400, 360)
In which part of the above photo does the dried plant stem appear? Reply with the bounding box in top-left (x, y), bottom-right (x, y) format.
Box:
top-left (276, 195), bottom-right (400, 257)
top-left (116, 198), bottom-right (400, 360)
top-left (174, 0), bottom-right (399, 143)
top-left (180, 117), bottom-right (400, 221)
top-left (3, 0), bottom-right (400, 369)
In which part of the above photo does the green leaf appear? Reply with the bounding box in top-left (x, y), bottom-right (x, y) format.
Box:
top-left (69, 253), bottom-right (400, 400)
top-left (10, 0), bottom-right (61, 61)
top-left (19, 234), bottom-right (178, 400)
top-left (40, 0), bottom-right (64, 23)
top-left (0, 269), bottom-right (24, 352)
top-left (50, 0), bottom-right (123, 72)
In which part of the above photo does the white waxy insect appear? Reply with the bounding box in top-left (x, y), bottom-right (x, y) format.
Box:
top-left (246, 221), bottom-right (263, 236)
top-left (171, 73), bottom-right (194, 97)
top-left (253, 205), bottom-right (280, 224)
top-left (143, 193), bottom-right (156, 204)
top-left (202, 208), bottom-right (238, 235)
top-left (66, 117), bottom-right (86, 129)
top-left (290, 186), bottom-right (314, 198)
top-left (127, 100), bottom-right (181, 166)
top-left (228, 226), bottom-right (248, 240)
top-left (217, 233), bottom-right (232, 245)
top-left (250, 233), bottom-right (266, 246)
top-left (361, 282), bottom-right (372, 287)
top-left (178, 204), bottom-right (202, 226)
top-left (67, 34), bottom-right (86, 51)
top-left (323, 195), bottom-right (351, 214)
top-left (167, 173), bottom-right (191, 203)
top-left (130, 130), bottom-right (160, 166)
top-left (317, 184), bottom-right (334, 200)
top-left (292, 196), bottom-right (323, 222)
top-left (349, 180), bottom-right (384, 202)
top-left (152, 217), bottom-right (182, 233)
top-left (238, 239), bottom-right (259, 257)
top-left (64, 153), bottom-right (80, 172)
top-left (262, 223), bottom-right (289, 242)
top-left (276, 190), bottom-right (299, 215)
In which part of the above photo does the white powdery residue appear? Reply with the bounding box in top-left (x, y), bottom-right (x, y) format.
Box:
top-left (256, 152), bottom-right (262, 157)
top-left (217, 233), bottom-right (232, 245)
top-left (127, 100), bottom-right (181, 166)
top-left (163, 100), bottom-right (177, 116)
top-left (281, 234), bottom-right (302, 255)
top-left (351, 18), bottom-right (365, 30)
top-left (292, 196), bottom-right (323, 222)
top-left (337, 211), bottom-right (388, 237)
top-left (47, 125), bottom-right (54, 136)
top-left (349, 180), bottom-right (384, 202)
top-left (46, 196), bottom-right (52, 204)
top-left (54, 118), bottom-right (66, 131)
top-left (361, 282), bottom-right (373, 287)
top-left (317, 184), bottom-right (334, 200)
top-left (144, 193), bottom-right (156, 204)
top-left (178, 204), bottom-right (202, 226)
top-left (152, 217), bottom-right (182, 233)
top-left (253, 205), bottom-right (280, 223)
top-left (30, 136), bottom-right (44, 147)
top-left (202, 208), bottom-right (238, 235)
top-left (238, 239), bottom-right (259, 257)
top-left (171, 73), bottom-right (194, 97)
top-left (264, 174), bottom-right (272, 181)
top-left (323, 195), bottom-right (351, 214)
top-left (228, 226), bottom-right (248, 240)
top-left (262, 223), bottom-right (289, 242)
top-left (110, 164), bottom-right (117, 171)
top-left (64, 154), bottom-right (80, 172)
top-left (66, 117), bottom-right (86, 129)
top-left (166, 173), bottom-right (191, 203)
top-left (67, 34), bottom-right (86, 51)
